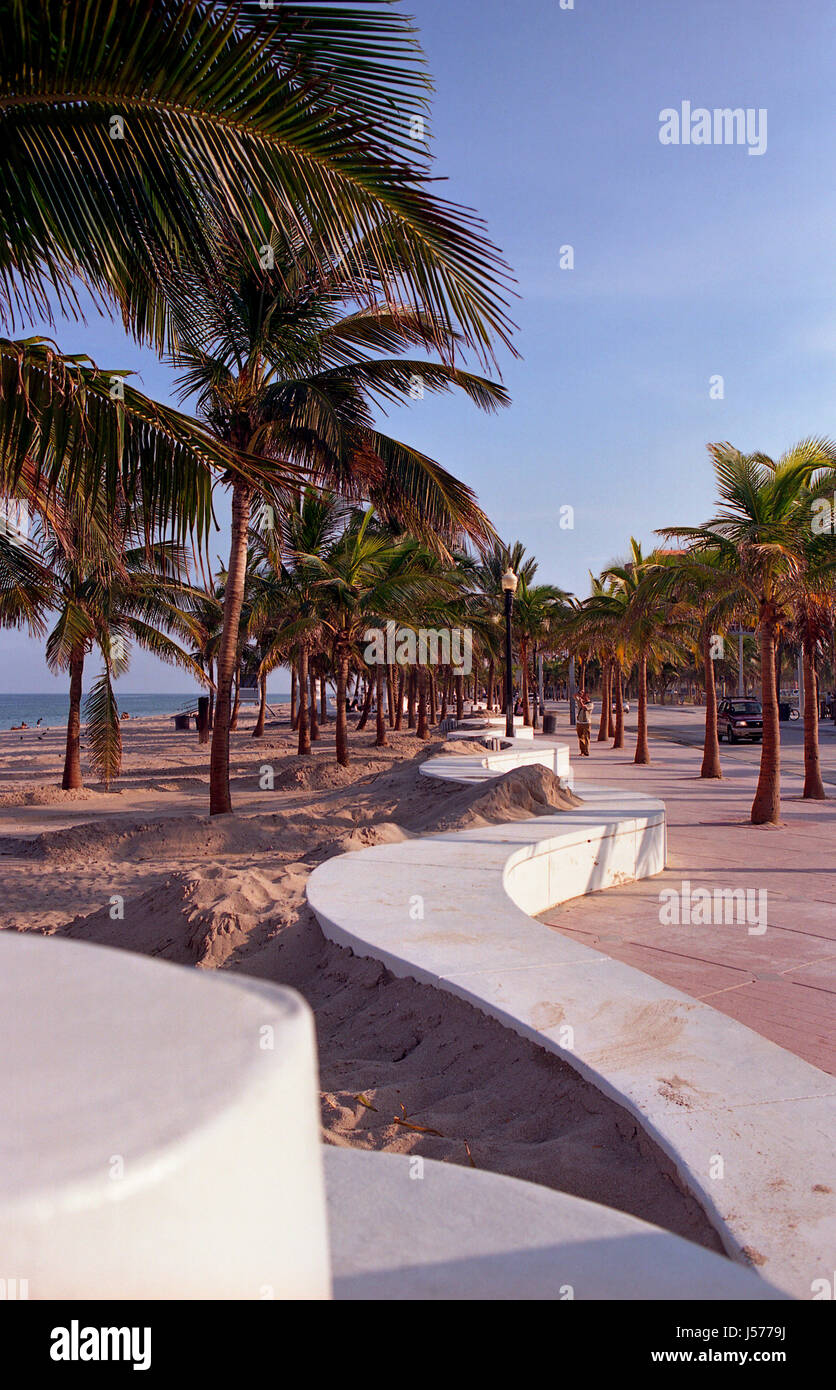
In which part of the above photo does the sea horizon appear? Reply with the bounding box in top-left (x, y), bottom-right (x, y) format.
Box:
top-left (0, 691), bottom-right (292, 732)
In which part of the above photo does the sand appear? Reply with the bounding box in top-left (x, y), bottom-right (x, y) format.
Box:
top-left (0, 707), bottom-right (722, 1252)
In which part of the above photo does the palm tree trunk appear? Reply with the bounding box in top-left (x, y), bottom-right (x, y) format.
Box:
top-left (700, 632), bottom-right (722, 778)
top-left (290, 663), bottom-right (298, 729)
top-left (439, 669), bottom-right (448, 721)
top-left (416, 665), bottom-right (429, 739)
top-left (375, 663), bottom-right (388, 746)
top-left (407, 667), bottom-right (416, 727)
top-left (320, 675), bottom-right (328, 724)
top-left (210, 481), bottom-right (250, 815)
top-left (802, 630), bottom-right (825, 799)
top-left (309, 668), bottom-right (319, 741)
top-left (486, 658), bottom-right (495, 712)
top-left (229, 665), bottom-right (241, 730)
top-left (597, 661), bottom-right (610, 741)
top-left (455, 672), bottom-right (464, 721)
top-left (634, 650), bottom-right (650, 764)
top-left (607, 673), bottom-right (616, 737)
top-left (520, 640), bottom-right (531, 726)
top-left (356, 675), bottom-right (373, 730)
top-left (751, 605), bottom-right (781, 824)
top-left (428, 668), bottom-right (437, 725)
top-left (253, 672), bottom-right (268, 737)
top-left (297, 645), bottom-right (311, 755)
top-left (386, 665), bottom-right (395, 727)
top-left (612, 663), bottom-right (624, 749)
top-left (62, 648), bottom-right (85, 790)
top-left (335, 645), bottom-right (350, 767)
top-left (395, 666), bottom-right (405, 730)
top-left (208, 659), bottom-right (215, 730)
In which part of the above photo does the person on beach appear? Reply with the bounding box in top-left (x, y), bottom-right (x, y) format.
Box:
top-left (576, 691), bottom-right (592, 756)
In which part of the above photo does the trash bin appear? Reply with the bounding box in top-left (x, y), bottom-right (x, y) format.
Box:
top-left (173, 712), bottom-right (191, 731)
top-left (197, 696), bottom-right (210, 744)
top-left (543, 713), bottom-right (557, 735)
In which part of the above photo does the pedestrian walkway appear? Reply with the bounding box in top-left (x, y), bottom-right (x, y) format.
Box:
top-left (537, 726), bottom-right (836, 1074)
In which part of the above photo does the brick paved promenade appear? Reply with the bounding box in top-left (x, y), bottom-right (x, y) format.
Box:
top-left (539, 705), bottom-right (836, 1074)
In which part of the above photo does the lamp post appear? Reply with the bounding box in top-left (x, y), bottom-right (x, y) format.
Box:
top-left (501, 568), bottom-right (518, 738)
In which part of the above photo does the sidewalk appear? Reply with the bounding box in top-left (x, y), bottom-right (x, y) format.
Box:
top-left (537, 716), bottom-right (836, 1074)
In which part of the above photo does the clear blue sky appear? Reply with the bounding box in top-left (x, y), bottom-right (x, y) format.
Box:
top-left (4, 0), bottom-right (836, 691)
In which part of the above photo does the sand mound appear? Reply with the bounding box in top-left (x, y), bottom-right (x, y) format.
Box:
top-left (59, 862), bottom-right (310, 969)
top-left (407, 763), bottom-right (581, 834)
top-left (438, 738), bottom-right (492, 755)
top-left (0, 785), bottom-right (98, 808)
top-left (328, 821), bottom-right (414, 856)
top-left (0, 809), bottom-right (313, 867)
top-left (272, 757), bottom-right (370, 791)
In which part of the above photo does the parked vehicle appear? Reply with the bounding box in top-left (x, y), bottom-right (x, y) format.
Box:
top-left (717, 698), bottom-right (763, 743)
top-left (611, 700), bottom-right (631, 714)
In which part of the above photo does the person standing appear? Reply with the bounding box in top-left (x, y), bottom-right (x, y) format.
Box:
top-left (576, 690), bottom-right (592, 756)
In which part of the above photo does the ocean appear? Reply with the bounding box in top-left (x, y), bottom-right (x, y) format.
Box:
top-left (0, 692), bottom-right (291, 732)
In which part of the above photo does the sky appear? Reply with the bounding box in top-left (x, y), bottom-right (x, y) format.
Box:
top-left (4, 0), bottom-right (836, 692)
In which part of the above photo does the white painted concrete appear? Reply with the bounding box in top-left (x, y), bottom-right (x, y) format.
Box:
top-left (325, 1148), bottom-right (786, 1300)
top-left (0, 933), bottom-right (330, 1299)
top-left (307, 779), bottom-right (836, 1298)
top-left (421, 733), bottom-right (572, 785)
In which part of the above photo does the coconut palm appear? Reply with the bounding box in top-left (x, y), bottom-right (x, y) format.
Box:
top-left (644, 549), bottom-right (746, 778)
top-left (271, 509), bottom-right (456, 766)
top-left (1, 1), bottom-right (515, 360)
top-left (13, 492), bottom-right (209, 787)
top-left (162, 225), bottom-right (506, 811)
top-left (603, 540), bottom-right (688, 765)
top-left (513, 581), bottom-right (569, 728)
top-left (662, 439), bottom-right (836, 823)
top-left (574, 579), bottom-right (630, 749)
top-left (790, 484), bottom-right (836, 799)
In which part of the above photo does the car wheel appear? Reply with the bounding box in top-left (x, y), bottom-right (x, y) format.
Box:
top-left (728, 726), bottom-right (737, 744)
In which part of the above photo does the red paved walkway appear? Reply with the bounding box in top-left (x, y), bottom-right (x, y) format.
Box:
top-left (538, 716), bottom-right (836, 1075)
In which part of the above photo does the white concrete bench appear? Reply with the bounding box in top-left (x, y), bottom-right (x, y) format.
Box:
top-left (0, 930), bottom-right (790, 1300)
top-left (421, 733), bottom-right (572, 786)
top-left (325, 1149), bottom-right (785, 1301)
top-left (307, 785), bottom-right (836, 1298)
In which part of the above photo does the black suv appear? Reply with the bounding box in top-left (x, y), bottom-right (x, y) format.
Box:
top-left (717, 698), bottom-right (763, 743)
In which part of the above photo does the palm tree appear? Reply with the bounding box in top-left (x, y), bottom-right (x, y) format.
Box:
top-left (791, 485), bottom-right (836, 799)
top-left (1, 4), bottom-right (517, 718)
top-left (469, 541), bottom-right (538, 716)
top-left (603, 540), bottom-right (686, 765)
top-left (513, 581), bottom-right (569, 728)
top-left (277, 510), bottom-right (455, 766)
top-left (1, 2), bottom-right (515, 364)
top-left (575, 579), bottom-right (630, 750)
top-left (9, 491), bottom-right (209, 788)
top-left (647, 549), bottom-right (745, 779)
top-left (662, 439), bottom-right (836, 823)
top-left (163, 227), bottom-right (507, 811)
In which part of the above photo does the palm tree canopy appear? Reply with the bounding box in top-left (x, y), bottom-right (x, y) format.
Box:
top-left (0, 0), bottom-right (515, 363)
top-left (163, 229), bottom-right (508, 547)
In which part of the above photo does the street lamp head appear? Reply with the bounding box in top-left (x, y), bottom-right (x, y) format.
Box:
top-left (501, 568), bottom-right (518, 595)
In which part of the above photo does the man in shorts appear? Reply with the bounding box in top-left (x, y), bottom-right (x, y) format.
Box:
top-left (576, 690), bottom-right (592, 756)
